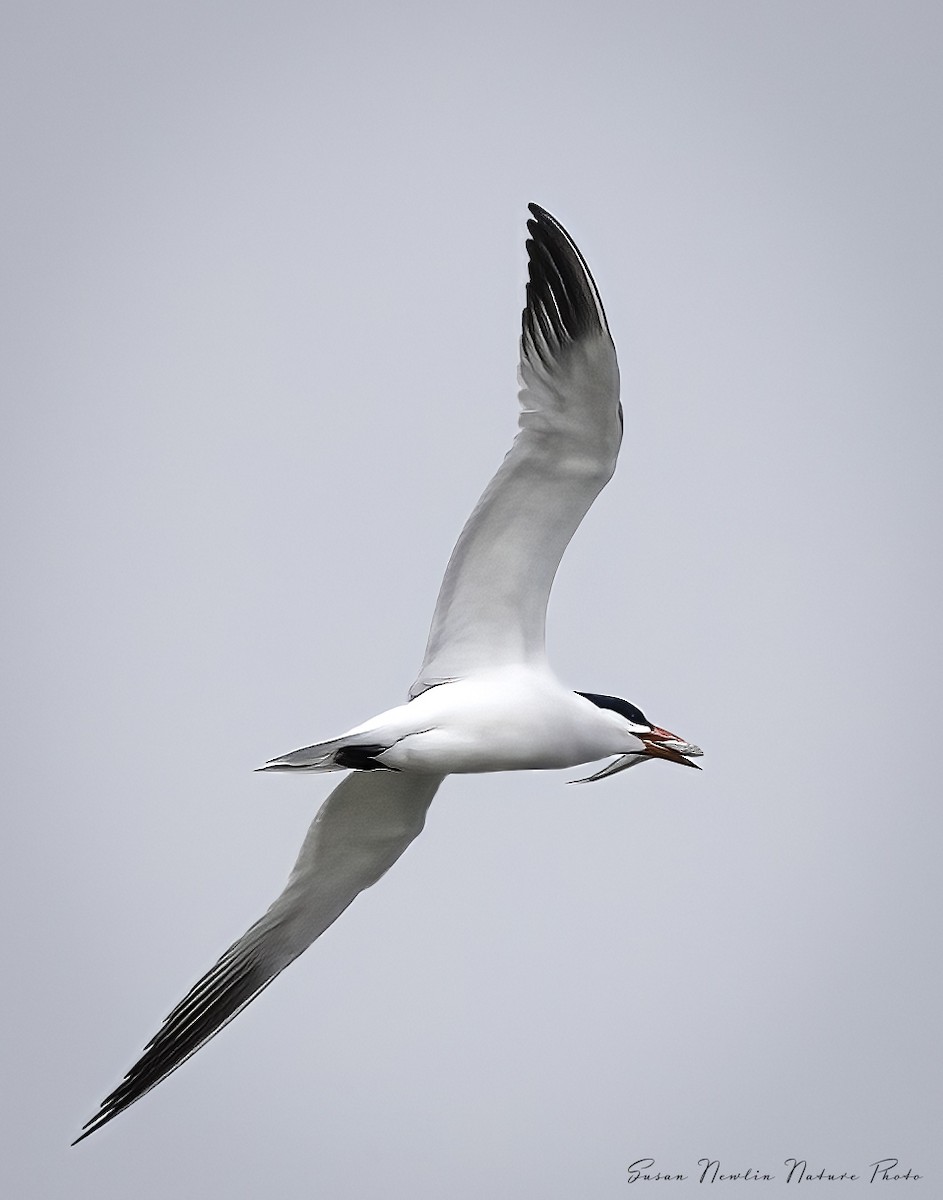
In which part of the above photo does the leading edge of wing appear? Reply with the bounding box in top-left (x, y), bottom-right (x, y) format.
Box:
top-left (410, 206), bottom-right (621, 698)
top-left (73, 771), bottom-right (444, 1144)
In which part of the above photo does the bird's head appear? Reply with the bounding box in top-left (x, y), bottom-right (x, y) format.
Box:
top-left (574, 691), bottom-right (703, 782)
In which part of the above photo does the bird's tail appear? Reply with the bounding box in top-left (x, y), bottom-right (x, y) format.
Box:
top-left (256, 737), bottom-right (349, 773)
top-left (257, 736), bottom-right (394, 773)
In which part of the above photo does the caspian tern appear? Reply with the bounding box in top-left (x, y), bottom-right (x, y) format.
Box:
top-left (75, 204), bottom-right (702, 1143)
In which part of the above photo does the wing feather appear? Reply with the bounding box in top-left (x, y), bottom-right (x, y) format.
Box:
top-left (410, 204), bottom-right (621, 698)
top-left (74, 771), bottom-right (443, 1143)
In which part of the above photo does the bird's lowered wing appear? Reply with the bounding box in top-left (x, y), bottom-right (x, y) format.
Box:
top-left (410, 204), bottom-right (621, 699)
top-left (74, 770), bottom-right (443, 1143)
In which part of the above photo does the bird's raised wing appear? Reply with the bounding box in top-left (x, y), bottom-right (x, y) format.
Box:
top-left (74, 771), bottom-right (443, 1143)
top-left (410, 204), bottom-right (621, 699)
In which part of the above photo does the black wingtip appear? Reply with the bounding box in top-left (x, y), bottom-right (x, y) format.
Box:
top-left (71, 1114), bottom-right (111, 1147)
top-left (71, 939), bottom-right (278, 1144)
top-left (522, 204), bottom-right (610, 358)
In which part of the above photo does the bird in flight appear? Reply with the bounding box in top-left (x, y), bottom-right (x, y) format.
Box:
top-left (75, 204), bottom-right (702, 1144)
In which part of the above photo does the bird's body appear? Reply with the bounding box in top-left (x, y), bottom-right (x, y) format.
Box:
top-left (75, 204), bottom-right (702, 1144)
top-left (292, 666), bottom-right (651, 776)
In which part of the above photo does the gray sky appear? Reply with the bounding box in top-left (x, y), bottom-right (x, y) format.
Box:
top-left (3, 2), bottom-right (941, 1196)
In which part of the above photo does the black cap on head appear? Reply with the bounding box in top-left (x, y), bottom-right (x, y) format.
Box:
top-left (576, 692), bottom-right (650, 728)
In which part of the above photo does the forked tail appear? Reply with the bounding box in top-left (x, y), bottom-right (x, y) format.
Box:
top-left (257, 737), bottom-right (394, 773)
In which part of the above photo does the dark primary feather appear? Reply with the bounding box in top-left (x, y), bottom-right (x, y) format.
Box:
top-left (73, 928), bottom-right (279, 1144)
top-left (523, 202), bottom-right (610, 359)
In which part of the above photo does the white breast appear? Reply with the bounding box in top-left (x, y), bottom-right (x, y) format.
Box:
top-left (371, 667), bottom-right (642, 774)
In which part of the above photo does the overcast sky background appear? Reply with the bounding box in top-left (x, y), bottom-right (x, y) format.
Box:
top-left (3, 2), bottom-right (941, 1196)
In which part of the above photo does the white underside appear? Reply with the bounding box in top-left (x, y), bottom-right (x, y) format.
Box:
top-left (303, 665), bottom-right (648, 774)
